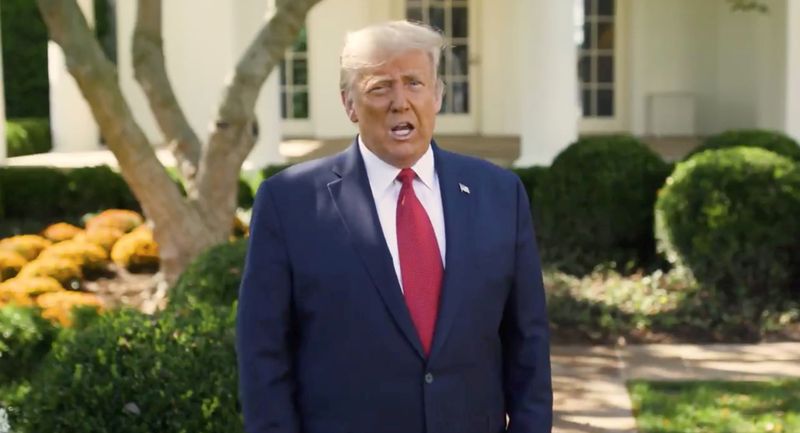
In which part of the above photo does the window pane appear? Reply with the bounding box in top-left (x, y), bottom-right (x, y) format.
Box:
top-left (292, 59), bottom-right (308, 85)
top-left (578, 55), bottom-right (591, 83)
top-left (279, 62), bottom-right (287, 86)
top-left (582, 89), bottom-right (592, 116)
top-left (292, 91), bottom-right (309, 119)
top-left (292, 28), bottom-right (307, 52)
top-left (597, 22), bottom-right (614, 49)
top-left (280, 90), bottom-right (288, 119)
top-left (452, 6), bottom-right (468, 38)
top-left (407, 6), bottom-right (423, 23)
top-left (451, 44), bottom-right (469, 76)
top-left (451, 81), bottom-right (469, 113)
top-left (429, 6), bottom-right (445, 32)
top-left (584, 0), bottom-right (594, 14)
top-left (597, 55), bottom-right (613, 83)
top-left (438, 56), bottom-right (446, 77)
top-left (598, 0), bottom-right (614, 17)
top-left (582, 22), bottom-right (592, 49)
top-left (597, 89), bottom-right (613, 116)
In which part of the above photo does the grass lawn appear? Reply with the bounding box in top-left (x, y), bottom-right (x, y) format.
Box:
top-left (629, 379), bottom-right (800, 433)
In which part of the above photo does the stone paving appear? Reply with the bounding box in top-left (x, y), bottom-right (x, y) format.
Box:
top-left (551, 342), bottom-right (800, 433)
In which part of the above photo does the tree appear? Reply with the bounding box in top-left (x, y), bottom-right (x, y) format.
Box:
top-left (36, 0), bottom-right (322, 309)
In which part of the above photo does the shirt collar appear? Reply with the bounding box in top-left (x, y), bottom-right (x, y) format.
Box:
top-left (358, 135), bottom-right (436, 195)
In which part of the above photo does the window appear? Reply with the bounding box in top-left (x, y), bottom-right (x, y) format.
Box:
top-left (577, 0), bottom-right (615, 117)
top-left (280, 28), bottom-right (309, 119)
top-left (406, 0), bottom-right (470, 114)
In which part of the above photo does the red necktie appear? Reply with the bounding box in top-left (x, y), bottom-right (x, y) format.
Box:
top-left (396, 168), bottom-right (443, 356)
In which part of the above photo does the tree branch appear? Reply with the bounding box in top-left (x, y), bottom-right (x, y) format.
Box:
top-left (195, 0), bottom-right (322, 225)
top-left (133, 0), bottom-right (201, 185)
top-left (36, 0), bottom-right (188, 226)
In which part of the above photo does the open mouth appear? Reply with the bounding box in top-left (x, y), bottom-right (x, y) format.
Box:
top-left (389, 122), bottom-right (415, 140)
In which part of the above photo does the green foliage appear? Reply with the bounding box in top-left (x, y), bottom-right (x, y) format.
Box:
top-left (6, 119), bottom-right (52, 157)
top-left (63, 166), bottom-right (140, 215)
top-left (237, 178), bottom-right (254, 209)
top-left (687, 129), bottom-right (800, 162)
top-left (0, 306), bottom-right (58, 383)
top-left (511, 165), bottom-right (548, 228)
top-left (655, 147), bottom-right (800, 325)
top-left (170, 239), bottom-right (247, 309)
top-left (0, 0), bottom-right (49, 118)
top-left (537, 136), bottom-right (671, 275)
top-left (0, 167), bottom-right (68, 220)
top-left (629, 379), bottom-right (800, 433)
top-left (14, 305), bottom-right (242, 432)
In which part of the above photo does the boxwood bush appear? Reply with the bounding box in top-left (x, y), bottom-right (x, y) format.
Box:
top-left (0, 167), bottom-right (67, 219)
top-left (169, 238), bottom-right (247, 309)
top-left (0, 305), bottom-right (58, 383)
top-left (14, 305), bottom-right (241, 432)
top-left (686, 129), bottom-right (800, 162)
top-left (537, 136), bottom-right (671, 275)
top-left (6, 119), bottom-right (51, 157)
top-left (64, 166), bottom-right (140, 215)
top-left (656, 147), bottom-right (800, 323)
top-left (512, 165), bottom-right (548, 229)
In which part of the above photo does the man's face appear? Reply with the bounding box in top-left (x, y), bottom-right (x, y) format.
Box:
top-left (342, 49), bottom-right (442, 168)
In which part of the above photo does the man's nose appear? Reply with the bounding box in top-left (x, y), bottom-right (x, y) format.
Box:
top-left (390, 85), bottom-right (410, 112)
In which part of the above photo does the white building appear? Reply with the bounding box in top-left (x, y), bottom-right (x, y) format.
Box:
top-left (3, 0), bottom-right (800, 167)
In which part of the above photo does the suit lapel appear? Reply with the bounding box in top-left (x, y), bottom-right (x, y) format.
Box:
top-left (327, 141), bottom-right (426, 359)
top-left (429, 143), bottom-right (471, 360)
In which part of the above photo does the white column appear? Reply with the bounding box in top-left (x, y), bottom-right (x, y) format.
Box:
top-left (238, 0), bottom-right (283, 167)
top-left (515, 0), bottom-right (579, 166)
top-left (49, 0), bottom-right (99, 152)
top-left (785, 0), bottom-right (800, 141)
top-left (0, 0), bottom-right (6, 165)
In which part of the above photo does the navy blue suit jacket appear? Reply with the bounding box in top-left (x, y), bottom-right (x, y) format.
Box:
top-left (237, 140), bottom-right (552, 433)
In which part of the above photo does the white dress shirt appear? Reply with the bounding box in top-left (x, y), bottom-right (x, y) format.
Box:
top-left (358, 137), bottom-right (446, 292)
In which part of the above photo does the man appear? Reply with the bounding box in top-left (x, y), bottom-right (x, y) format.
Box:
top-left (237, 20), bottom-right (552, 433)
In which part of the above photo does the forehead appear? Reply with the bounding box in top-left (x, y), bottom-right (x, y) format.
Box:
top-left (361, 49), bottom-right (434, 80)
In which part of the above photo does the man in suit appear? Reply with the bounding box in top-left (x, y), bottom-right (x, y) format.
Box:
top-left (237, 20), bottom-right (552, 433)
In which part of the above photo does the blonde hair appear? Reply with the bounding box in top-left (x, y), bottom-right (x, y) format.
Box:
top-left (340, 20), bottom-right (445, 96)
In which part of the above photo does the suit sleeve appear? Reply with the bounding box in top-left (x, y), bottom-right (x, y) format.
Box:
top-left (501, 177), bottom-right (553, 433)
top-left (237, 182), bottom-right (300, 433)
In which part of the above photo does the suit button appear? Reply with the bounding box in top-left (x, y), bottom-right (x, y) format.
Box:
top-left (424, 372), bottom-right (434, 384)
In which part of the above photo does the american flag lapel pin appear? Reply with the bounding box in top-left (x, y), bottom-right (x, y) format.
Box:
top-left (459, 183), bottom-right (470, 194)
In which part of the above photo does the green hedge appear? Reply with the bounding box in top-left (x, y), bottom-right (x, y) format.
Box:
top-left (512, 165), bottom-right (548, 230)
top-left (14, 305), bottom-right (242, 432)
top-left (64, 166), bottom-right (141, 215)
top-left (656, 147), bottom-right (800, 323)
top-left (6, 118), bottom-right (52, 157)
top-left (0, 306), bottom-right (58, 383)
top-left (537, 136), bottom-right (671, 275)
top-left (686, 129), bottom-right (800, 162)
top-left (1, 0), bottom-right (49, 118)
top-left (169, 239), bottom-right (247, 309)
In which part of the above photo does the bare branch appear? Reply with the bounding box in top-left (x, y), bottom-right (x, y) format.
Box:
top-left (36, 0), bottom-right (187, 226)
top-left (195, 0), bottom-right (322, 225)
top-left (133, 0), bottom-right (202, 185)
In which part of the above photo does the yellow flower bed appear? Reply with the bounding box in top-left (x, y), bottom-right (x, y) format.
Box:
top-left (111, 227), bottom-right (159, 271)
top-left (39, 240), bottom-right (109, 274)
top-left (36, 291), bottom-right (104, 327)
top-left (18, 257), bottom-right (83, 288)
top-left (0, 235), bottom-right (52, 261)
top-left (86, 209), bottom-right (144, 233)
top-left (0, 249), bottom-right (27, 281)
top-left (0, 276), bottom-right (64, 307)
top-left (73, 227), bottom-right (125, 253)
top-left (41, 222), bottom-right (84, 243)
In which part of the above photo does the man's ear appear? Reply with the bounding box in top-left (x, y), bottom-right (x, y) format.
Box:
top-left (341, 91), bottom-right (358, 123)
top-left (435, 79), bottom-right (444, 113)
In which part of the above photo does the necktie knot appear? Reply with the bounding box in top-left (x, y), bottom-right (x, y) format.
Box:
top-left (397, 168), bottom-right (416, 186)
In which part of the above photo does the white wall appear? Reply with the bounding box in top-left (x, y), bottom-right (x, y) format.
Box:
top-left (480, 0), bottom-right (520, 136)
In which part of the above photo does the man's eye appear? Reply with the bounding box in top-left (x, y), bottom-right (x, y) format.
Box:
top-left (368, 85), bottom-right (388, 94)
top-left (409, 80), bottom-right (422, 87)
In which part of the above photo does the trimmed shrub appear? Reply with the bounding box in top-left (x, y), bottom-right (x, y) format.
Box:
top-left (14, 305), bottom-right (241, 432)
top-left (36, 291), bottom-right (104, 327)
top-left (73, 227), bottom-right (125, 253)
top-left (512, 165), bottom-right (548, 228)
top-left (0, 167), bottom-right (68, 219)
top-left (0, 305), bottom-right (58, 383)
top-left (17, 257), bottom-right (82, 289)
top-left (39, 240), bottom-right (109, 275)
top-left (686, 129), bottom-right (800, 162)
top-left (40, 222), bottom-right (83, 243)
top-left (656, 147), bottom-right (800, 322)
top-left (1, 0), bottom-right (49, 118)
top-left (5, 118), bottom-right (51, 157)
top-left (64, 166), bottom-right (140, 215)
top-left (238, 178), bottom-right (254, 209)
top-left (170, 239), bottom-right (247, 309)
top-left (0, 250), bottom-right (27, 281)
top-left (85, 209), bottom-right (144, 233)
top-left (537, 136), bottom-right (671, 274)
top-left (0, 235), bottom-right (52, 261)
top-left (110, 228), bottom-right (159, 272)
